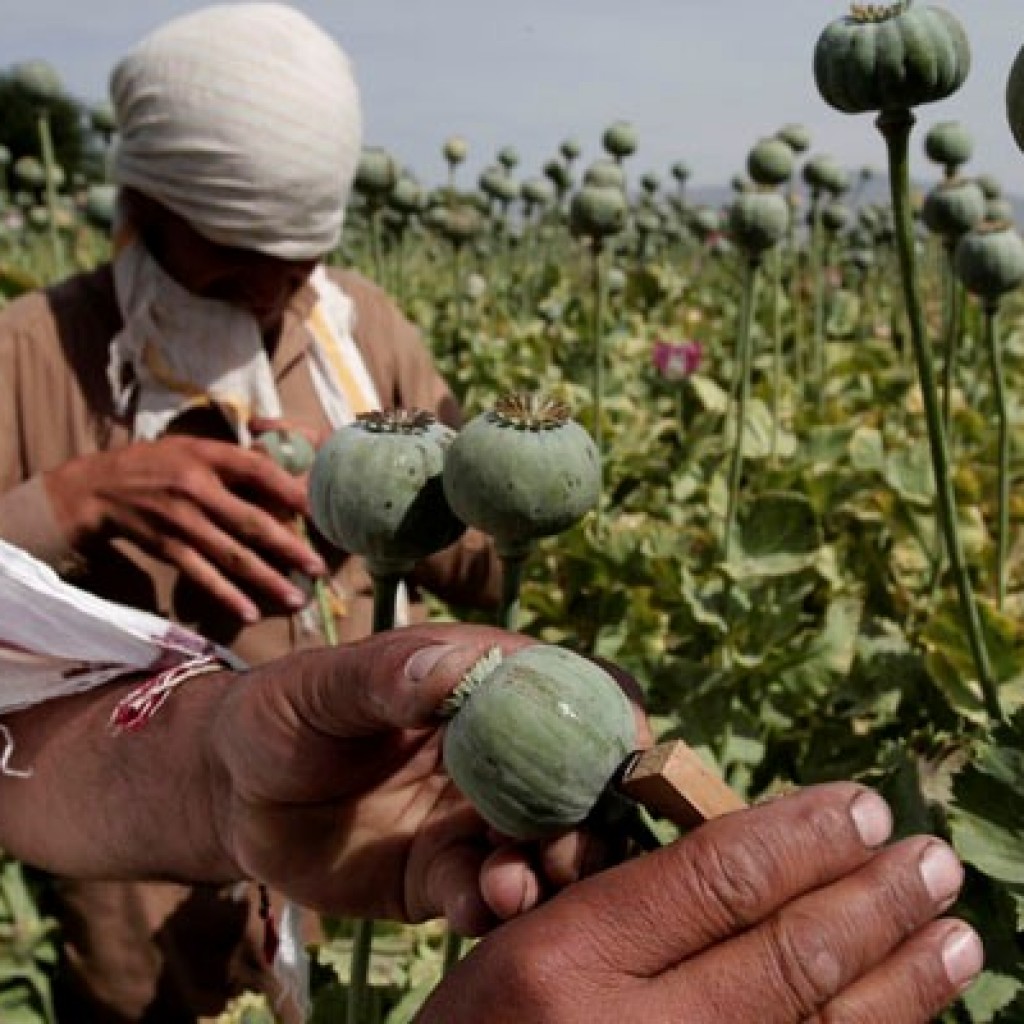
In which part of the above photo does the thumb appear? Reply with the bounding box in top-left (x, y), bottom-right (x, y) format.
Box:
top-left (279, 623), bottom-right (534, 736)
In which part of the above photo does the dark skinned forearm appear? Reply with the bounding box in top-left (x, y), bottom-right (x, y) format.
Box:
top-left (0, 672), bottom-right (240, 883)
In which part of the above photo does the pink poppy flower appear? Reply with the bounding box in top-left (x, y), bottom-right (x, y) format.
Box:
top-left (652, 339), bottom-right (703, 381)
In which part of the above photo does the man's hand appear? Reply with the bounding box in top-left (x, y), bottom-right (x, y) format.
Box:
top-left (421, 783), bottom-right (982, 1024)
top-left (43, 436), bottom-right (326, 621)
top-left (210, 624), bottom-right (649, 934)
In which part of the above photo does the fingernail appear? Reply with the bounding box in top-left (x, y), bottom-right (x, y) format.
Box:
top-left (241, 602), bottom-right (261, 624)
top-left (304, 559), bottom-right (327, 577)
top-left (404, 643), bottom-right (461, 683)
top-left (850, 790), bottom-right (893, 848)
top-left (920, 843), bottom-right (964, 906)
top-left (942, 925), bottom-right (984, 989)
top-left (285, 587), bottom-right (309, 609)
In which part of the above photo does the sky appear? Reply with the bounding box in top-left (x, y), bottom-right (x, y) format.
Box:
top-left (1, 0), bottom-right (1023, 194)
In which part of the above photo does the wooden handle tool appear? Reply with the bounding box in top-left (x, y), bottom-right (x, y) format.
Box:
top-left (616, 740), bottom-right (747, 830)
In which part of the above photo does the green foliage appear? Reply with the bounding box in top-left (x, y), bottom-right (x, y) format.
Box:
top-left (0, 860), bottom-right (58, 1024)
top-left (0, 74), bottom-right (88, 181)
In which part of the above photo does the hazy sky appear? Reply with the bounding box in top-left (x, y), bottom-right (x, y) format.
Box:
top-left (1, 0), bottom-right (1023, 193)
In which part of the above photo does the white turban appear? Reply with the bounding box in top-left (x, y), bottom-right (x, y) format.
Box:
top-left (110, 3), bottom-right (362, 259)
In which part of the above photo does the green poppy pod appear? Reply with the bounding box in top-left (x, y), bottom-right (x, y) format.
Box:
top-left (12, 59), bottom-right (63, 104)
top-left (850, 247), bottom-right (876, 272)
top-left (602, 120), bottom-right (638, 160)
top-left (260, 430), bottom-right (315, 476)
top-left (640, 171), bottom-right (660, 195)
top-left (442, 393), bottom-right (601, 560)
top-left (442, 644), bottom-right (636, 840)
top-left (354, 147), bottom-right (399, 200)
top-left (1007, 44), bottom-right (1024, 159)
top-left (921, 177), bottom-right (985, 241)
top-left (691, 204), bottom-right (722, 240)
top-left (389, 175), bottom-right (424, 216)
top-left (728, 189), bottom-right (790, 256)
top-left (84, 184), bottom-right (117, 231)
top-left (27, 206), bottom-right (49, 230)
top-left (671, 160), bottom-right (691, 184)
top-left (13, 157), bottom-right (45, 190)
top-left (433, 203), bottom-right (484, 246)
top-left (583, 159), bottom-right (626, 191)
top-left (747, 137), bottom-right (795, 187)
top-left (479, 165), bottom-right (519, 204)
top-left (976, 174), bottom-right (1003, 201)
top-left (731, 174), bottom-right (753, 195)
top-left (569, 183), bottom-right (628, 241)
top-left (813, 3), bottom-right (971, 115)
top-left (309, 409), bottom-right (466, 577)
top-left (560, 138), bottom-right (581, 163)
top-left (822, 201), bottom-right (851, 234)
top-left (90, 102), bottom-right (117, 140)
top-left (0, 145), bottom-right (10, 167)
top-left (924, 120), bottom-right (973, 175)
top-left (776, 123), bottom-right (812, 154)
top-left (635, 208), bottom-right (662, 237)
top-left (543, 159), bottom-right (573, 195)
top-left (521, 176), bottom-right (554, 208)
top-left (802, 154), bottom-right (848, 196)
top-left (443, 136), bottom-right (468, 166)
top-left (986, 198), bottom-right (1015, 224)
top-left (954, 220), bottom-right (1024, 306)
top-left (497, 145), bottom-right (519, 171)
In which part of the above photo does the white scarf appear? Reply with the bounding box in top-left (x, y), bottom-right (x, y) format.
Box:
top-left (107, 234), bottom-right (381, 446)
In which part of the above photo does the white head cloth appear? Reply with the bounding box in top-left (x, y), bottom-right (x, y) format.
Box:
top-left (110, 2), bottom-right (362, 259)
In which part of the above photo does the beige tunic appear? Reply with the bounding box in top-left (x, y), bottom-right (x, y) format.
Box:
top-left (0, 264), bottom-right (498, 1021)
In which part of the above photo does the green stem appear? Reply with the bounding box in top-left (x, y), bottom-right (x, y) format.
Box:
top-left (770, 246), bottom-right (784, 463)
top-left (591, 239), bottom-right (607, 464)
top-left (940, 243), bottom-right (962, 444)
top-left (315, 579), bottom-right (338, 647)
top-left (498, 552), bottom-right (527, 632)
top-left (810, 192), bottom-right (826, 412)
top-left (787, 193), bottom-right (806, 396)
top-left (347, 920), bottom-right (374, 1024)
top-left (876, 107), bottom-right (1003, 723)
top-left (441, 930), bottom-right (464, 977)
top-left (983, 303), bottom-right (1009, 611)
top-left (295, 517), bottom-right (338, 646)
top-left (452, 242), bottom-right (464, 369)
top-left (368, 205), bottom-right (385, 287)
top-left (36, 111), bottom-right (65, 278)
top-left (346, 572), bottom-right (402, 1022)
top-left (724, 255), bottom-right (760, 562)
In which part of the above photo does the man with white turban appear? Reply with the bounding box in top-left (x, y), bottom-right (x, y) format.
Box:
top-left (0, 4), bottom-right (498, 1018)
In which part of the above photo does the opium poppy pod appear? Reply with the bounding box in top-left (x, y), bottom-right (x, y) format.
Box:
top-left (260, 429), bottom-right (315, 476)
top-left (954, 220), bottom-right (1024, 306)
top-left (728, 189), bottom-right (790, 256)
top-left (813, 2), bottom-right (971, 115)
top-left (924, 120), bottom-right (973, 175)
top-left (747, 137), bottom-right (796, 188)
top-left (602, 120), bottom-right (638, 160)
top-left (921, 177), bottom-right (985, 241)
top-left (309, 409), bottom-right (466, 577)
top-left (569, 183), bottom-right (628, 240)
top-left (442, 645), bottom-right (636, 840)
top-left (442, 393), bottom-right (601, 559)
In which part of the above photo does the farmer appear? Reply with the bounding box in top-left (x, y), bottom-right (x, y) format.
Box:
top-left (0, 3), bottom-right (503, 1018)
top-left (0, 619), bottom-right (982, 1023)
